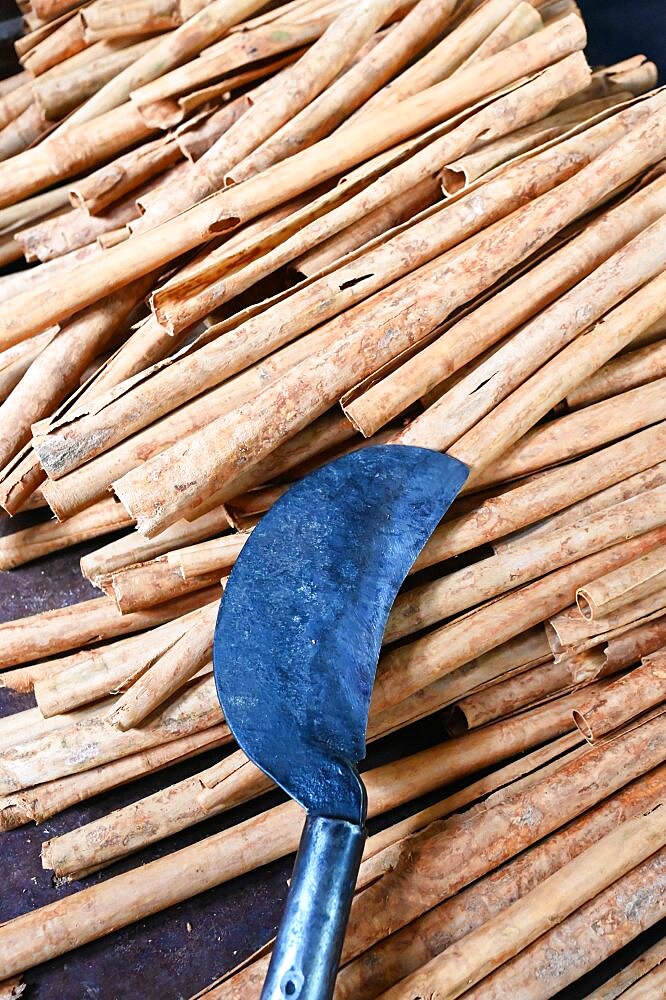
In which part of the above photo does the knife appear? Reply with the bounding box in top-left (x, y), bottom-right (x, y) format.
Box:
top-left (213, 444), bottom-right (468, 1000)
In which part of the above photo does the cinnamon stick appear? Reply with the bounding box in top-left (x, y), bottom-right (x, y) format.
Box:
top-left (0, 584), bottom-right (220, 669)
top-left (379, 804), bottom-right (666, 1000)
top-left (567, 335), bottom-right (666, 408)
top-left (373, 528), bottom-right (666, 715)
top-left (577, 546), bottom-right (666, 620)
top-left (573, 655), bottom-right (666, 741)
top-left (108, 600), bottom-right (218, 728)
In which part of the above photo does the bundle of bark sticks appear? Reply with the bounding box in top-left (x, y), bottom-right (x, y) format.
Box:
top-left (0, 0), bottom-right (665, 995)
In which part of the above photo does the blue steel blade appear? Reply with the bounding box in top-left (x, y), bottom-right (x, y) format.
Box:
top-left (213, 444), bottom-right (468, 823)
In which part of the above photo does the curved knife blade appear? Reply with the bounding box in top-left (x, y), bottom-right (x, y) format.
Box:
top-left (213, 444), bottom-right (468, 824)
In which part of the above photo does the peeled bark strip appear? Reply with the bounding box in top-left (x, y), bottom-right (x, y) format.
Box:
top-left (108, 601), bottom-right (218, 728)
top-left (43, 692), bottom-right (585, 880)
top-left (414, 423), bottom-right (666, 570)
top-left (468, 376), bottom-right (666, 491)
top-left (0, 725), bottom-right (230, 830)
top-left (614, 962), bottom-right (666, 999)
top-left (80, 506), bottom-right (232, 585)
top-left (16, 196), bottom-right (144, 262)
top-left (380, 804), bottom-right (666, 1000)
top-left (0, 497), bottom-right (132, 570)
top-left (0, 674), bottom-right (227, 795)
top-left (577, 546), bottom-right (666, 620)
top-left (373, 529), bottom-right (666, 715)
top-left (386, 486), bottom-right (666, 644)
top-left (457, 849), bottom-right (666, 1000)
top-left (337, 713), bottom-right (666, 968)
top-left (573, 655), bottom-right (666, 742)
top-left (0, 15), bottom-right (590, 348)
top-left (0, 584), bottom-right (220, 669)
top-left (567, 336), bottom-right (666, 409)
top-left (0, 329), bottom-right (58, 403)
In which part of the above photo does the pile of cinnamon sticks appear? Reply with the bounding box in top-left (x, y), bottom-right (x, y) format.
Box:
top-left (0, 0), bottom-right (665, 995)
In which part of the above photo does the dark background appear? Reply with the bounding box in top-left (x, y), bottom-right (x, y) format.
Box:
top-left (0, 1), bottom-right (664, 997)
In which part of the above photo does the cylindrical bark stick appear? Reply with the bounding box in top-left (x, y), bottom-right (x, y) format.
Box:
top-left (573, 654), bottom-right (666, 742)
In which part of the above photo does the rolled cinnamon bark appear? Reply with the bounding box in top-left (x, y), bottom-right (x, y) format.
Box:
top-left (1, 706), bottom-right (659, 981)
top-left (115, 108), bottom-right (666, 535)
top-left (494, 459), bottom-right (666, 558)
top-left (581, 937), bottom-right (666, 1000)
top-left (415, 423), bottom-right (666, 570)
top-left (60, 0), bottom-right (270, 128)
top-left (0, 102), bottom-right (155, 213)
top-left (0, 725), bottom-right (230, 830)
top-left (373, 528), bottom-right (666, 714)
top-left (227, 0), bottom-right (460, 183)
top-left (108, 601), bottom-right (218, 728)
top-left (450, 265), bottom-right (666, 483)
top-left (33, 36), bottom-right (158, 121)
top-left (40, 321), bottom-right (345, 520)
top-left (370, 170), bottom-right (666, 439)
top-left (577, 547), bottom-right (666, 620)
top-left (338, 712), bottom-right (666, 968)
top-left (447, 657), bottom-right (575, 732)
top-left (399, 204), bottom-right (666, 457)
top-left (69, 134), bottom-right (182, 214)
top-left (80, 506), bottom-right (232, 585)
top-left (81, 0), bottom-right (184, 40)
top-left (0, 674), bottom-right (227, 796)
top-left (614, 962), bottom-right (666, 1000)
top-left (292, 177), bottom-right (441, 278)
top-left (32, 603), bottom-right (212, 714)
top-left (0, 329), bottom-right (58, 403)
top-left (38, 60), bottom-right (593, 480)
top-left (0, 15), bottom-right (590, 348)
top-left (455, 848), bottom-right (666, 1000)
top-left (379, 804), bottom-right (666, 1000)
top-left (0, 278), bottom-right (151, 475)
top-left (0, 584), bottom-right (220, 669)
top-left (0, 103), bottom-right (49, 162)
top-left (101, 556), bottom-right (219, 613)
top-left (42, 691), bottom-right (586, 880)
top-left (0, 497), bottom-right (133, 570)
top-left (468, 376), bottom-right (666, 491)
top-left (567, 336), bottom-right (666, 409)
top-left (168, 533), bottom-right (249, 580)
top-left (22, 12), bottom-right (88, 77)
top-left (16, 194), bottom-right (144, 262)
top-left (604, 616), bottom-right (666, 674)
top-left (547, 589), bottom-right (666, 655)
top-left (440, 92), bottom-right (628, 194)
top-left (358, 0), bottom-right (525, 116)
top-left (573, 655), bottom-right (666, 742)
top-left (385, 486), bottom-right (666, 644)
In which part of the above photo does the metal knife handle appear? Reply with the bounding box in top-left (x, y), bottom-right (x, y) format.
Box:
top-left (260, 814), bottom-right (365, 1000)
